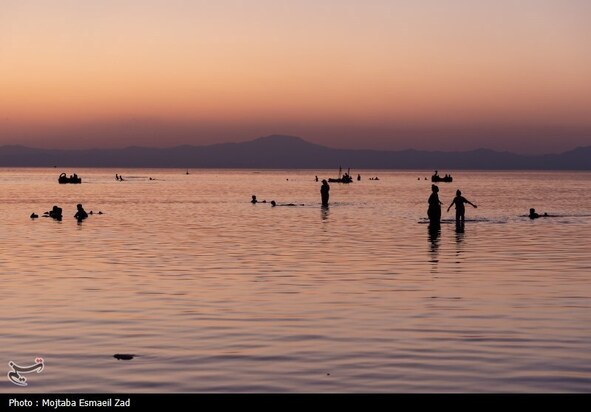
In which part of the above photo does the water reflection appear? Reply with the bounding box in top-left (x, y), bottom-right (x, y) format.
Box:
top-left (455, 221), bottom-right (465, 241)
top-left (455, 221), bottom-right (465, 263)
top-left (428, 223), bottom-right (440, 264)
top-left (320, 205), bottom-right (329, 222)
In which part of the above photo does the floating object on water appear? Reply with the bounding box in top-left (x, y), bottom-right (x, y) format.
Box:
top-left (328, 166), bottom-right (353, 183)
top-left (113, 354), bottom-right (135, 360)
top-left (431, 170), bottom-right (452, 183)
top-left (58, 172), bottom-right (82, 184)
top-left (30, 213), bottom-right (38, 219)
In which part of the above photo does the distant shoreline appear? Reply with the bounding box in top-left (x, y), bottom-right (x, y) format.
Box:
top-left (2, 167), bottom-right (590, 173)
top-left (1, 135), bottom-right (589, 170)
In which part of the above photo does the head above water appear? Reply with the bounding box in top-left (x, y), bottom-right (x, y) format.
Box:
top-left (456, 190), bottom-right (462, 196)
top-left (322, 179), bottom-right (327, 184)
top-left (77, 203), bottom-right (83, 209)
top-left (530, 208), bottom-right (536, 214)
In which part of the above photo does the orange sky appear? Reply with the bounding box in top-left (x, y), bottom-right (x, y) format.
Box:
top-left (1, 0), bottom-right (590, 153)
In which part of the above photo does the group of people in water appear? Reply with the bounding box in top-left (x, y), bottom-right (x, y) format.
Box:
top-left (428, 185), bottom-right (477, 225)
top-left (255, 177), bottom-right (547, 222)
top-left (30, 204), bottom-right (101, 222)
top-left (428, 184), bottom-right (549, 225)
top-left (252, 179), bottom-right (331, 208)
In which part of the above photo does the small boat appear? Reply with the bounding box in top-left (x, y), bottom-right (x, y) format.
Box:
top-left (328, 167), bottom-right (353, 183)
top-left (58, 173), bottom-right (82, 184)
top-left (431, 171), bottom-right (452, 183)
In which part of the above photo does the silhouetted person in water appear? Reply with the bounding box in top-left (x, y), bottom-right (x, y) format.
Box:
top-left (357, 174), bottom-right (361, 181)
top-left (447, 189), bottom-right (477, 222)
top-left (269, 200), bottom-right (301, 207)
top-left (74, 203), bottom-right (88, 220)
top-left (529, 208), bottom-right (548, 219)
top-left (321, 179), bottom-right (330, 206)
top-left (251, 195), bottom-right (266, 204)
top-left (427, 184), bottom-right (442, 224)
top-left (315, 176), bottom-right (319, 182)
top-left (45, 205), bottom-right (63, 221)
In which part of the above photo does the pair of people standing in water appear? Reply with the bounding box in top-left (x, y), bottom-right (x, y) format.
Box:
top-left (428, 185), bottom-right (477, 224)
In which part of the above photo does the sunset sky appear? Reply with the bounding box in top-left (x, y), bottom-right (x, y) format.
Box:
top-left (1, 0), bottom-right (590, 153)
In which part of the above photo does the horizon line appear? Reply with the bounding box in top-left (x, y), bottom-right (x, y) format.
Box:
top-left (1, 134), bottom-right (589, 156)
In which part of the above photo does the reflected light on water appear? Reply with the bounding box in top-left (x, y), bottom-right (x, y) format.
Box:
top-left (1, 169), bottom-right (590, 392)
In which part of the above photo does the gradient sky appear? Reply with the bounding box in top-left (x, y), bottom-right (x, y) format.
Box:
top-left (1, 0), bottom-right (590, 153)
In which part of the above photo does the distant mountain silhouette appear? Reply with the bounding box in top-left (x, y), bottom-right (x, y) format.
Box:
top-left (0, 135), bottom-right (589, 169)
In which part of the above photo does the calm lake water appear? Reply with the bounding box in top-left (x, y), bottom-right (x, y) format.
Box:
top-left (1, 168), bottom-right (590, 393)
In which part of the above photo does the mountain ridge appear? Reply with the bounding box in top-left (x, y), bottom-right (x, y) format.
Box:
top-left (0, 134), bottom-right (589, 169)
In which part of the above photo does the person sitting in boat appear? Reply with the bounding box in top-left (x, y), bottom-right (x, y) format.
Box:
top-left (74, 203), bottom-right (88, 220)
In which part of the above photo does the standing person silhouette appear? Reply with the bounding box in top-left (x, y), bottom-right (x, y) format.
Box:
top-left (447, 190), bottom-right (477, 222)
top-left (427, 185), bottom-right (442, 224)
top-left (320, 179), bottom-right (330, 207)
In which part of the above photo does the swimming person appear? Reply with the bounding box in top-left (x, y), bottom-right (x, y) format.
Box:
top-left (251, 195), bottom-right (266, 204)
top-left (74, 203), bottom-right (88, 220)
top-left (447, 190), bottom-right (477, 222)
top-left (528, 208), bottom-right (549, 219)
top-left (427, 185), bottom-right (442, 224)
top-left (46, 205), bottom-right (63, 221)
top-left (321, 179), bottom-right (330, 206)
top-left (269, 200), bottom-right (302, 207)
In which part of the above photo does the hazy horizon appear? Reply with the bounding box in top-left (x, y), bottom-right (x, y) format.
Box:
top-left (1, 1), bottom-right (590, 154)
top-left (0, 133), bottom-right (589, 155)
